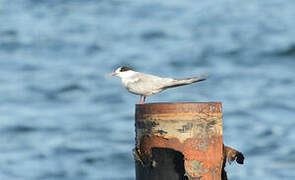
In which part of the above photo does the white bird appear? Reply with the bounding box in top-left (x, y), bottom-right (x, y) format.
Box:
top-left (108, 66), bottom-right (207, 104)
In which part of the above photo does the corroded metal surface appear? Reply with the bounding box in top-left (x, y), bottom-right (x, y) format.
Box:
top-left (222, 145), bottom-right (245, 180)
top-left (135, 102), bottom-right (224, 180)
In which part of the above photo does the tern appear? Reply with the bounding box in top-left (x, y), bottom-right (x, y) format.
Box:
top-left (108, 66), bottom-right (207, 104)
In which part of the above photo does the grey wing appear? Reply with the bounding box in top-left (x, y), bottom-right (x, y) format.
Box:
top-left (161, 75), bottom-right (208, 89)
top-left (130, 73), bottom-right (175, 95)
top-left (128, 73), bottom-right (206, 96)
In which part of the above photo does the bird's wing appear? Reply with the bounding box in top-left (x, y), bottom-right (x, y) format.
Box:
top-left (127, 72), bottom-right (207, 95)
top-left (161, 75), bottom-right (208, 89)
top-left (133, 72), bottom-right (174, 90)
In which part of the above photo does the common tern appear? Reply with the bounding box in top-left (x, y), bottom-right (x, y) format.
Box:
top-left (108, 66), bottom-right (207, 104)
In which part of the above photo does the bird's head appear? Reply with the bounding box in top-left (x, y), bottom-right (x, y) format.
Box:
top-left (107, 66), bottom-right (135, 78)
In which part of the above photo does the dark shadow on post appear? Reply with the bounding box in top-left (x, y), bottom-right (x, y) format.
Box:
top-left (135, 147), bottom-right (186, 180)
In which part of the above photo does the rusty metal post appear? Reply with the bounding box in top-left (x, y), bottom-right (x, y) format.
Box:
top-left (134, 102), bottom-right (224, 180)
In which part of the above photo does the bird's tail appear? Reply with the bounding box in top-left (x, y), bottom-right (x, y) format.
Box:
top-left (163, 75), bottom-right (208, 89)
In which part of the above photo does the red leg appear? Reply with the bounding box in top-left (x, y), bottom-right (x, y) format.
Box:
top-left (139, 95), bottom-right (143, 104)
top-left (143, 96), bottom-right (146, 104)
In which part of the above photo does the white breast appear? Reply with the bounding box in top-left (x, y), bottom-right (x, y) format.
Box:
top-left (121, 76), bottom-right (139, 89)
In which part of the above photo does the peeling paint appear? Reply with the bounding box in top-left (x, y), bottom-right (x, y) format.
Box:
top-left (189, 160), bottom-right (210, 174)
top-left (177, 122), bottom-right (193, 133)
top-left (155, 129), bottom-right (168, 135)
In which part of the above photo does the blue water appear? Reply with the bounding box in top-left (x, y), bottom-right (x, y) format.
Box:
top-left (1, 0), bottom-right (295, 179)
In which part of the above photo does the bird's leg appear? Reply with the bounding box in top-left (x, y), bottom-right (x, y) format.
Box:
top-left (143, 96), bottom-right (146, 103)
top-left (139, 95), bottom-right (143, 104)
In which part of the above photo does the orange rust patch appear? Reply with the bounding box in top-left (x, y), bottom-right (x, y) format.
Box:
top-left (136, 102), bottom-right (222, 115)
top-left (139, 135), bottom-right (223, 179)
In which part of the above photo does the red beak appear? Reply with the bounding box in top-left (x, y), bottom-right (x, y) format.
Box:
top-left (107, 72), bottom-right (119, 77)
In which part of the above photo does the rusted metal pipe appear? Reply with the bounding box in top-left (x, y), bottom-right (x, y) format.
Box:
top-left (134, 102), bottom-right (243, 180)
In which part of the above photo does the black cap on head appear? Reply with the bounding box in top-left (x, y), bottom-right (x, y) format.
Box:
top-left (119, 66), bottom-right (133, 72)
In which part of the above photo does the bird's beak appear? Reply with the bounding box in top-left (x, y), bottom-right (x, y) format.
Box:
top-left (107, 72), bottom-right (119, 77)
